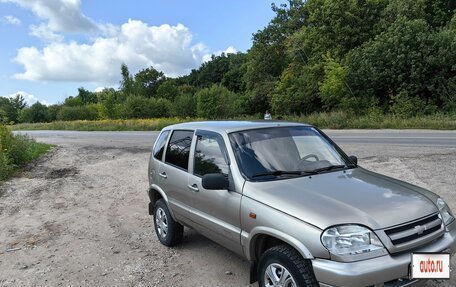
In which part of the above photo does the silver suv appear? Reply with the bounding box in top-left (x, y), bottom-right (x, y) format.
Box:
top-left (147, 121), bottom-right (455, 287)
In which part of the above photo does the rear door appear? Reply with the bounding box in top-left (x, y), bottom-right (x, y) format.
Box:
top-left (159, 129), bottom-right (194, 223)
top-left (187, 130), bottom-right (243, 254)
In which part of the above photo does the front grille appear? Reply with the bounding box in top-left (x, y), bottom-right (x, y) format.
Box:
top-left (384, 213), bottom-right (443, 247)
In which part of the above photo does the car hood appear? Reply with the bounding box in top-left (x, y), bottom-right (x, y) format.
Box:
top-left (243, 168), bottom-right (439, 230)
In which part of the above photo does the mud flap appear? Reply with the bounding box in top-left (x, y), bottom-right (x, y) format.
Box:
top-left (148, 202), bottom-right (154, 215)
top-left (249, 260), bottom-right (258, 284)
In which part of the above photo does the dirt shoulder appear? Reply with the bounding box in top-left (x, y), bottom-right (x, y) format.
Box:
top-left (0, 137), bottom-right (455, 286)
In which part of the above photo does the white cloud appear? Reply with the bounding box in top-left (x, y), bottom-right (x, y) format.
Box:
top-left (30, 24), bottom-right (64, 42)
top-left (94, 86), bottom-right (115, 93)
top-left (2, 0), bottom-right (97, 33)
top-left (3, 15), bottom-right (21, 25)
top-left (202, 46), bottom-right (237, 63)
top-left (2, 1), bottom-right (236, 83)
top-left (2, 91), bottom-right (49, 106)
top-left (14, 20), bottom-right (233, 83)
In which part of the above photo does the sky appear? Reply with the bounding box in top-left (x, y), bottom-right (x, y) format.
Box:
top-left (0, 0), bottom-right (286, 105)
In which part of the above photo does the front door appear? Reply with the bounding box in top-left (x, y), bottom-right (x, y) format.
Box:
top-left (188, 130), bottom-right (242, 255)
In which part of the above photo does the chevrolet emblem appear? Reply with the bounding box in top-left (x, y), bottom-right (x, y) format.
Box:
top-left (414, 225), bottom-right (427, 235)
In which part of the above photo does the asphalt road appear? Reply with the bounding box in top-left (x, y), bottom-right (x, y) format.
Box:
top-left (14, 129), bottom-right (456, 147)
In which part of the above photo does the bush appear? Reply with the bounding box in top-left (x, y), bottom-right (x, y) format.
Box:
top-left (152, 98), bottom-right (173, 118)
top-left (46, 105), bottom-right (61, 122)
top-left (122, 96), bottom-right (172, 119)
top-left (319, 58), bottom-right (351, 111)
top-left (156, 80), bottom-right (179, 100)
top-left (389, 91), bottom-right (428, 118)
top-left (57, 104), bottom-right (99, 121)
top-left (172, 93), bottom-right (196, 117)
top-left (19, 102), bottom-right (49, 123)
top-left (271, 65), bottom-right (323, 115)
top-left (196, 84), bottom-right (238, 119)
top-left (0, 125), bottom-right (51, 180)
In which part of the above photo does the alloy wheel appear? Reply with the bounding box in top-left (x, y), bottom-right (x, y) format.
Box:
top-left (263, 263), bottom-right (296, 287)
top-left (155, 207), bottom-right (168, 238)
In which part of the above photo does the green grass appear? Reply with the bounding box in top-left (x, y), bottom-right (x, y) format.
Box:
top-left (10, 112), bottom-right (456, 131)
top-left (287, 112), bottom-right (456, 129)
top-left (1, 125), bottom-right (53, 181)
top-left (11, 118), bottom-right (190, 131)
top-left (24, 141), bottom-right (54, 161)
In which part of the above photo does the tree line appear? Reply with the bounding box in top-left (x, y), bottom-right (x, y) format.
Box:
top-left (2, 0), bottom-right (456, 124)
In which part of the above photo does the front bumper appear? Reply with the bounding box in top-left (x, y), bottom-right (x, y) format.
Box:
top-left (313, 221), bottom-right (456, 287)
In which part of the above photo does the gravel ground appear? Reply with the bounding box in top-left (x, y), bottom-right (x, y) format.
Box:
top-left (0, 134), bottom-right (455, 286)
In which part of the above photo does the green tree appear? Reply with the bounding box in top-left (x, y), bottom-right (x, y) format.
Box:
top-left (319, 58), bottom-right (351, 111)
top-left (46, 105), bottom-right (61, 122)
top-left (64, 96), bottom-right (83, 107)
top-left (0, 94), bottom-right (26, 124)
top-left (173, 95), bottom-right (196, 118)
top-left (122, 96), bottom-right (172, 119)
top-left (180, 53), bottom-right (247, 92)
top-left (196, 85), bottom-right (238, 119)
top-left (97, 88), bottom-right (121, 119)
top-left (77, 87), bottom-right (97, 104)
top-left (134, 67), bottom-right (165, 97)
top-left (345, 18), bottom-right (437, 110)
top-left (156, 80), bottom-right (179, 100)
top-left (245, 0), bottom-right (308, 113)
top-left (271, 64), bottom-right (323, 115)
top-left (19, 102), bottom-right (49, 123)
top-left (380, 0), bottom-right (456, 29)
top-left (120, 63), bottom-right (135, 96)
top-left (0, 97), bottom-right (12, 123)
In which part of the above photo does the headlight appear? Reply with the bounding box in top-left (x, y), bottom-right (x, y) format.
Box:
top-left (321, 225), bottom-right (384, 256)
top-left (437, 198), bottom-right (455, 226)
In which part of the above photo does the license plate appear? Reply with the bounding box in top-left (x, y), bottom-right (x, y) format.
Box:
top-left (411, 253), bottom-right (450, 279)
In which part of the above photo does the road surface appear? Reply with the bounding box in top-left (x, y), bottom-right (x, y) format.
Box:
top-left (14, 129), bottom-right (456, 147)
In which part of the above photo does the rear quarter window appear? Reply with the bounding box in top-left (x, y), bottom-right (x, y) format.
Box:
top-left (153, 130), bottom-right (170, 161)
top-left (165, 130), bottom-right (194, 170)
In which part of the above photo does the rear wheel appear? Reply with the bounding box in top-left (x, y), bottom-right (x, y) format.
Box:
top-left (153, 199), bottom-right (183, 246)
top-left (258, 245), bottom-right (318, 287)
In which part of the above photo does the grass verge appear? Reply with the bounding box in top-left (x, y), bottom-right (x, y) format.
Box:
top-left (11, 118), bottom-right (188, 131)
top-left (10, 112), bottom-right (456, 131)
top-left (1, 125), bottom-right (53, 181)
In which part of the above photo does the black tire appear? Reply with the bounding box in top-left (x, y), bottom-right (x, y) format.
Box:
top-left (153, 199), bottom-right (183, 246)
top-left (258, 245), bottom-right (318, 287)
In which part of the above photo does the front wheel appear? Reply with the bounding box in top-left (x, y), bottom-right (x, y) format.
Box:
top-left (258, 245), bottom-right (318, 287)
top-left (153, 199), bottom-right (183, 246)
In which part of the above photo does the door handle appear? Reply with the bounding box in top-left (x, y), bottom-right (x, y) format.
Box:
top-left (187, 184), bottom-right (199, 192)
top-left (159, 172), bottom-right (168, 179)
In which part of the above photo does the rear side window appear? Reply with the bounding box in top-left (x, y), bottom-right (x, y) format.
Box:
top-left (165, 130), bottom-right (194, 170)
top-left (153, 130), bottom-right (170, 160)
top-left (194, 134), bottom-right (229, 176)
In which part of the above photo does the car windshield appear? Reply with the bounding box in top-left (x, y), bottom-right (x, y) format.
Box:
top-left (229, 126), bottom-right (351, 180)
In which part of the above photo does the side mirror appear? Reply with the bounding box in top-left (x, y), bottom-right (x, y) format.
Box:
top-left (202, 173), bottom-right (229, 190)
top-left (348, 155), bottom-right (358, 165)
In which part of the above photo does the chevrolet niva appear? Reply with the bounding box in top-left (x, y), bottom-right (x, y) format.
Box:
top-left (147, 121), bottom-right (455, 287)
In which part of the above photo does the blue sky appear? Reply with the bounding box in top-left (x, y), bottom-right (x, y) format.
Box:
top-left (0, 0), bottom-right (285, 105)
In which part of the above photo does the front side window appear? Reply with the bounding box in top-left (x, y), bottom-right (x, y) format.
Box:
top-left (153, 130), bottom-right (170, 160)
top-left (194, 134), bottom-right (229, 176)
top-left (165, 130), bottom-right (194, 170)
top-left (229, 126), bottom-right (350, 181)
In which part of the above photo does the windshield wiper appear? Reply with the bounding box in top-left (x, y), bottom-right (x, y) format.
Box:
top-left (252, 170), bottom-right (317, 178)
top-left (304, 164), bottom-right (348, 173)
